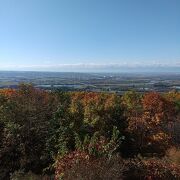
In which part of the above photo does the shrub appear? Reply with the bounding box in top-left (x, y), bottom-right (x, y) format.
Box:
top-left (63, 155), bottom-right (125, 180)
top-left (10, 170), bottom-right (54, 180)
top-left (55, 150), bottom-right (89, 180)
top-left (166, 147), bottom-right (180, 165)
top-left (124, 158), bottom-right (180, 180)
top-left (55, 127), bottom-right (121, 179)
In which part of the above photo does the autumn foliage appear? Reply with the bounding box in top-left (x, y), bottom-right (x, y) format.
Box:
top-left (0, 88), bottom-right (16, 97)
top-left (0, 85), bottom-right (179, 179)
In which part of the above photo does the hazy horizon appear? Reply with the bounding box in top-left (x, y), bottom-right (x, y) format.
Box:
top-left (0, 67), bottom-right (179, 74)
top-left (0, 62), bottom-right (179, 73)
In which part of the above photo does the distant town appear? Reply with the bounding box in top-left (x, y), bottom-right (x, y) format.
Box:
top-left (0, 71), bottom-right (179, 94)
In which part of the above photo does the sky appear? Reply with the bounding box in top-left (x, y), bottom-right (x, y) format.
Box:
top-left (0, 0), bottom-right (180, 72)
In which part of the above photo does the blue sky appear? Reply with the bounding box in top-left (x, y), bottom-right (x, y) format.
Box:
top-left (0, 0), bottom-right (179, 72)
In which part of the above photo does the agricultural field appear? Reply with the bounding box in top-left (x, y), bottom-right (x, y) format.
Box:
top-left (0, 71), bottom-right (179, 93)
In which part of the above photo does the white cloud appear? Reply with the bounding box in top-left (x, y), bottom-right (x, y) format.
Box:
top-left (0, 62), bottom-right (179, 71)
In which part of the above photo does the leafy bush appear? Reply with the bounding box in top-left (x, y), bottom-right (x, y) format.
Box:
top-left (124, 158), bottom-right (180, 180)
top-left (10, 170), bottom-right (54, 180)
top-left (55, 127), bottom-right (121, 179)
top-left (166, 147), bottom-right (180, 165)
top-left (63, 155), bottom-right (125, 180)
top-left (56, 155), bottom-right (180, 180)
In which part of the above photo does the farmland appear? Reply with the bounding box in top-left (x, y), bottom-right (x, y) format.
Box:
top-left (0, 71), bottom-right (179, 93)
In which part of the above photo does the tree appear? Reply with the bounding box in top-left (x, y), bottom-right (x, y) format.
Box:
top-left (122, 92), bottom-right (175, 156)
top-left (47, 92), bottom-right (126, 163)
top-left (0, 84), bottom-right (57, 178)
top-left (140, 92), bottom-right (175, 155)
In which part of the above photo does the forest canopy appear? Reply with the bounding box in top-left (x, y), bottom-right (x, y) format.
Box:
top-left (0, 85), bottom-right (180, 179)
